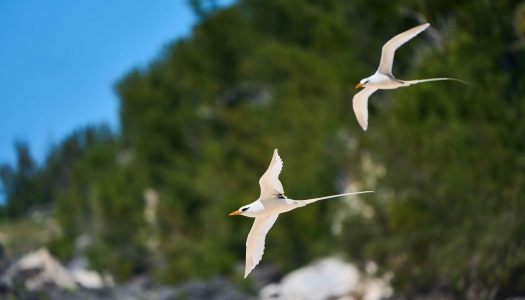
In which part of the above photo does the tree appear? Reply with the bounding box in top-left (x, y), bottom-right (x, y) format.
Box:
top-left (0, 142), bottom-right (40, 218)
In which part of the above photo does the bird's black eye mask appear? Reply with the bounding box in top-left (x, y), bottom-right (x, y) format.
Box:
top-left (242, 207), bottom-right (249, 212)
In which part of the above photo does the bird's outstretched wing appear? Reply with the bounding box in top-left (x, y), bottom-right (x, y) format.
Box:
top-left (245, 214), bottom-right (279, 278)
top-left (377, 23), bottom-right (429, 75)
top-left (259, 149), bottom-right (285, 200)
top-left (352, 87), bottom-right (378, 131)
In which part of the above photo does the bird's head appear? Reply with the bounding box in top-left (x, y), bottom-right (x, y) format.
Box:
top-left (229, 205), bottom-right (251, 217)
top-left (356, 78), bottom-right (370, 89)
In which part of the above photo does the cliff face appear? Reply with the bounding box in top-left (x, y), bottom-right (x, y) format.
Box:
top-left (1, 248), bottom-right (394, 300)
top-left (0, 247), bottom-right (250, 300)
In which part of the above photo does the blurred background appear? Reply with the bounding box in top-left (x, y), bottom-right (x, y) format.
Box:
top-left (0, 0), bottom-right (524, 299)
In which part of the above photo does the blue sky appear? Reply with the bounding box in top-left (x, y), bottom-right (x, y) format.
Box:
top-left (0, 0), bottom-right (224, 167)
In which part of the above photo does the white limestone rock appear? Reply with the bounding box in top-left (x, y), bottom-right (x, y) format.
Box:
top-left (259, 257), bottom-right (393, 300)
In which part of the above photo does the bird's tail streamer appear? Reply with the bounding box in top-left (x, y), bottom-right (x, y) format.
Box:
top-left (403, 78), bottom-right (468, 85)
top-left (298, 191), bottom-right (374, 206)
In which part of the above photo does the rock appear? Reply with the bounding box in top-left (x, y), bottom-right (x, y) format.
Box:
top-left (0, 248), bottom-right (250, 299)
top-left (0, 273), bottom-right (12, 293)
top-left (241, 262), bottom-right (281, 291)
top-left (70, 269), bottom-right (103, 289)
top-left (74, 234), bottom-right (93, 252)
top-left (171, 277), bottom-right (250, 300)
top-left (67, 256), bottom-right (88, 272)
top-left (113, 275), bottom-right (156, 300)
top-left (9, 248), bottom-right (77, 291)
top-left (111, 276), bottom-right (249, 300)
top-left (67, 256), bottom-right (106, 289)
top-left (353, 277), bottom-right (393, 300)
top-left (259, 257), bottom-right (393, 300)
top-left (259, 283), bottom-right (281, 299)
top-left (1, 247), bottom-right (109, 299)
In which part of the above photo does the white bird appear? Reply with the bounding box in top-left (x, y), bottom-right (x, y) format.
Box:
top-left (229, 149), bottom-right (374, 278)
top-left (353, 23), bottom-right (467, 131)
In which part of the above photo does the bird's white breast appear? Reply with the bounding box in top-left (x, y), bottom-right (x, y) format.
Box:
top-left (367, 73), bottom-right (404, 89)
top-left (245, 199), bottom-right (297, 218)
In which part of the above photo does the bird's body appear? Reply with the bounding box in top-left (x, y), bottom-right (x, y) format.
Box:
top-left (353, 23), bottom-right (467, 131)
top-left (237, 198), bottom-right (291, 218)
top-left (236, 192), bottom-right (363, 218)
top-left (361, 73), bottom-right (403, 89)
top-left (229, 149), bottom-right (373, 278)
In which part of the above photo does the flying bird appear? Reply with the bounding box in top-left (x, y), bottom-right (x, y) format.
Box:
top-left (229, 149), bottom-right (374, 278)
top-left (353, 23), bottom-right (467, 131)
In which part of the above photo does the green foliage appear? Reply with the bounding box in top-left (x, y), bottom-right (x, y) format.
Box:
top-left (336, 1), bottom-right (525, 298)
top-left (0, 217), bottom-right (57, 257)
top-left (0, 142), bottom-right (41, 218)
top-left (47, 236), bottom-right (75, 261)
top-left (0, 125), bottom-right (114, 220)
top-left (53, 132), bottom-right (149, 280)
top-left (115, 0), bottom-right (364, 281)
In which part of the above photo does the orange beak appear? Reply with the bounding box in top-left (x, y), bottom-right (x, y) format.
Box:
top-left (229, 210), bottom-right (242, 216)
top-left (355, 83), bottom-right (364, 89)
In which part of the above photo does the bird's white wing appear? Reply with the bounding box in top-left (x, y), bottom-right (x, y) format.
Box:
top-left (377, 23), bottom-right (429, 75)
top-left (259, 149), bottom-right (284, 199)
top-left (245, 214), bottom-right (279, 278)
top-left (352, 88), bottom-right (377, 131)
